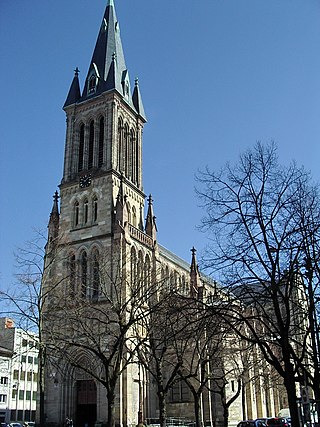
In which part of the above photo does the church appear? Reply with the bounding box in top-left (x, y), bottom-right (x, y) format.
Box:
top-left (41, 2), bottom-right (285, 427)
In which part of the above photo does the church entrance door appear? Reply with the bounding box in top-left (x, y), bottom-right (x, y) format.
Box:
top-left (76, 380), bottom-right (97, 427)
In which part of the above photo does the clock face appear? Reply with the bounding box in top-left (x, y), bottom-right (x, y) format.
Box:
top-left (79, 174), bottom-right (92, 188)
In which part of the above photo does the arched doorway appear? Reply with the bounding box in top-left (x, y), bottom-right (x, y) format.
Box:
top-left (76, 380), bottom-right (97, 427)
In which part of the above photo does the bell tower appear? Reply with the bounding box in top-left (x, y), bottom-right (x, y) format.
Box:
top-left (60, 0), bottom-right (146, 240)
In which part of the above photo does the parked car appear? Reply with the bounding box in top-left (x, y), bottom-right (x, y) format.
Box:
top-left (24, 423), bottom-right (35, 427)
top-left (237, 420), bottom-right (266, 427)
top-left (266, 418), bottom-right (290, 427)
top-left (10, 423), bottom-right (23, 427)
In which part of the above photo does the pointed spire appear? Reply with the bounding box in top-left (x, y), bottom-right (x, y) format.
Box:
top-left (82, 0), bottom-right (129, 100)
top-left (64, 68), bottom-right (81, 108)
top-left (145, 194), bottom-right (157, 240)
top-left (132, 78), bottom-right (146, 121)
top-left (48, 191), bottom-right (60, 243)
top-left (190, 247), bottom-right (200, 298)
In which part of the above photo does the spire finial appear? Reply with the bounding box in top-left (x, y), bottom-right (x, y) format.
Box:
top-left (148, 194), bottom-right (153, 206)
top-left (74, 67), bottom-right (80, 77)
top-left (135, 77), bottom-right (139, 87)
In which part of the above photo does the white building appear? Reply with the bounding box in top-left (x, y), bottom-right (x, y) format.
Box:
top-left (0, 318), bottom-right (39, 424)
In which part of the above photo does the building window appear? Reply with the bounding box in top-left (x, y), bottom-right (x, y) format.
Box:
top-left (88, 75), bottom-right (96, 93)
top-left (33, 372), bottom-right (38, 382)
top-left (34, 358), bottom-right (38, 365)
top-left (93, 197), bottom-right (98, 222)
top-left (0, 395), bottom-right (7, 403)
top-left (19, 390), bottom-right (24, 400)
top-left (98, 117), bottom-right (104, 167)
top-left (28, 356), bottom-right (33, 364)
top-left (92, 251), bottom-right (100, 299)
top-left (27, 371), bottom-right (33, 381)
top-left (84, 199), bottom-right (89, 224)
top-left (81, 252), bottom-right (88, 298)
top-left (117, 118), bottom-right (123, 171)
top-left (26, 391), bottom-right (31, 400)
top-left (74, 201), bottom-right (80, 227)
top-left (78, 124), bottom-right (85, 172)
top-left (22, 339), bottom-right (28, 347)
top-left (32, 391), bottom-right (37, 401)
top-left (88, 120), bottom-right (94, 169)
top-left (12, 390), bottom-right (17, 399)
top-left (69, 254), bottom-right (76, 297)
top-left (169, 381), bottom-right (191, 403)
top-left (0, 377), bottom-right (8, 385)
top-left (20, 370), bottom-right (25, 380)
top-left (21, 355), bottom-right (26, 363)
top-left (13, 370), bottom-right (19, 380)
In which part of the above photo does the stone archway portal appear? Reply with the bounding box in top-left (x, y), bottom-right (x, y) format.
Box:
top-left (76, 380), bottom-right (97, 427)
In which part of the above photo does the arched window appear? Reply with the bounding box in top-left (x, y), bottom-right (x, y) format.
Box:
top-left (132, 206), bottom-right (137, 227)
top-left (131, 247), bottom-right (137, 290)
top-left (144, 255), bottom-right (151, 297)
top-left (74, 201), bottom-right (80, 227)
top-left (165, 266), bottom-right (170, 292)
top-left (88, 75), bottom-right (96, 93)
top-left (129, 129), bottom-right (135, 181)
top-left (124, 123), bottom-right (129, 177)
top-left (69, 254), bottom-right (76, 298)
top-left (88, 120), bottom-right (94, 170)
top-left (92, 250), bottom-right (100, 300)
top-left (137, 251), bottom-right (143, 296)
top-left (92, 196), bottom-right (98, 222)
top-left (98, 117), bottom-right (104, 167)
top-left (78, 124), bottom-right (85, 172)
top-left (117, 118), bottom-right (123, 171)
top-left (135, 131), bottom-right (140, 186)
top-left (81, 252), bottom-right (88, 298)
top-left (84, 199), bottom-right (89, 224)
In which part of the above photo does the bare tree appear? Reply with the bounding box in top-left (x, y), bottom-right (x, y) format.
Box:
top-left (44, 246), bottom-right (163, 427)
top-left (196, 142), bottom-right (320, 427)
top-left (0, 229), bottom-right (69, 427)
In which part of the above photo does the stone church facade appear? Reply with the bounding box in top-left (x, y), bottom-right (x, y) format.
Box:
top-left (41, 2), bottom-right (285, 427)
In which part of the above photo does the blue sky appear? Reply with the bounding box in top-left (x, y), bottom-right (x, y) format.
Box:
top-left (1, 0), bottom-right (320, 291)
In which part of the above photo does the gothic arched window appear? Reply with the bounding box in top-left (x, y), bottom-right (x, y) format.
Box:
top-left (74, 201), bottom-right (80, 227)
top-left (135, 131), bottom-right (140, 186)
top-left (88, 120), bottom-right (94, 170)
top-left (78, 124), bottom-right (85, 172)
top-left (69, 254), bottom-right (76, 298)
top-left (131, 247), bottom-right (137, 290)
top-left (98, 117), bottom-right (104, 167)
top-left (92, 196), bottom-right (98, 222)
top-left (92, 250), bottom-right (100, 300)
top-left (88, 75), bottom-right (96, 93)
top-left (117, 118), bottom-right (123, 171)
top-left (137, 251), bottom-right (143, 296)
top-left (84, 199), bottom-right (89, 224)
top-left (129, 129), bottom-right (135, 181)
top-left (144, 254), bottom-right (151, 296)
top-left (124, 123), bottom-right (129, 177)
top-left (81, 251), bottom-right (88, 298)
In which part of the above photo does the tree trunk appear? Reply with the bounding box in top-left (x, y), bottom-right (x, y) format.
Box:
top-left (107, 390), bottom-right (116, 427)
top-left (157, 390), bottom-right (167, 427)
top-left (194, 394), bottom-right (202, 427)
top-left (283, 372), bottom-right (300, 427)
